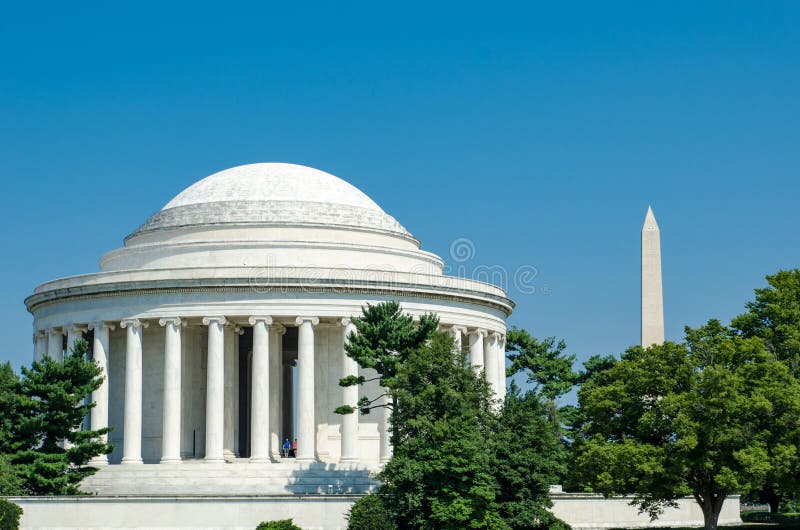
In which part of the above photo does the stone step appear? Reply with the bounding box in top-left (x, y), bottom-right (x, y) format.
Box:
top-left (80, 463), bottom-right (380, 496)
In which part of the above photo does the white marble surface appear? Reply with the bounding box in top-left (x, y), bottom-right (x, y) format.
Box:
top-left (11, 490), bottom-right (742, 530)
top-left (641, 205), bottom-right (664, 347)
top-left (164, 163), bottom-right (383, 212)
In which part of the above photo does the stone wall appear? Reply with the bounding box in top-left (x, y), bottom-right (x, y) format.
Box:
top-left (11, 493), bottom-right (742, 530)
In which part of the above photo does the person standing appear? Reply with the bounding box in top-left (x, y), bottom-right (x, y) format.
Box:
top-left (282, 437), bottom-right (291, 458)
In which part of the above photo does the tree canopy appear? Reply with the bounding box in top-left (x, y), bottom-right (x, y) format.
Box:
top-left (732, 268), bottom-right (800, 511)
top-left (341, 302), bottom-right (569, 529)
top-left (573, 319), bottom-right (800, 530)
top-left (379, 332), bottom-right (503, 529)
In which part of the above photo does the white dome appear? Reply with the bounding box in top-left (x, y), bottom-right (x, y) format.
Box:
top-left (163, 163), bottom-right (383, 212)
top-left (129, 162), bottom-right (410, 239)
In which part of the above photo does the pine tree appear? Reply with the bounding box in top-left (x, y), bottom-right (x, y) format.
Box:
top-left (11, 339), bottom-right (112, 495)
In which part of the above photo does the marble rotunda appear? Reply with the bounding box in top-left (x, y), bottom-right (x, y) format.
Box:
top-left (25, 163), bottom-right (513, 472)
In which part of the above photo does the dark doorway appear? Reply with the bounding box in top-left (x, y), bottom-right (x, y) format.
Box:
top-left (282, 327), bottom-right (298, 441)
top-left (237, 327), bottom-right (253, 458)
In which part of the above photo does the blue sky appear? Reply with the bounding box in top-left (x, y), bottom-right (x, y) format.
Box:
top-left (1, 1), bottom-right (799, 376)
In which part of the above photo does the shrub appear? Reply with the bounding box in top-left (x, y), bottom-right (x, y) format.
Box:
top-left (347, 494), bottom-right (395, 530)
top-left (255, 520), bottom-right (301, 530)
top-left (741, 510), bottom-right (800, 523)
top-left (0, 499), bottom-right (22, 530)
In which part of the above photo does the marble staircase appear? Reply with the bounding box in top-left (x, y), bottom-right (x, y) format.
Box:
top-left (80, 461), bottom-right (379, 496)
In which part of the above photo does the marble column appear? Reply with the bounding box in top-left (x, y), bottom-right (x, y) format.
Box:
top-left (450, 326), bottom-right (466, 353)
top-left (484, 332), bottom-right (498, 397)
top-left (469, 329), bottom-right (486, 371)
top-left (88, 322), bottom-right (113, 465)
top-left (340, 318), bottom-right (359, 463)
top-left (203, 317), bottom-right (227, 463)
top-left (249, 316), bottom-right (272, 463)
top-left (121, 319), bottom-right (147, 464)
top-left (159, 318), bottom-right (182, 464)
top-left (66, 325), bottom-right (86, 357)
top-left (223, 326), bottom-right (238, 459)
top-left (295, 317), bottom-right (319, 463)
top-left (33, 331), bottom-right (47, 362)
top-left (47, 328), bottom-right (64, 362)
top-left (269, 324), bottom-right (285, 460)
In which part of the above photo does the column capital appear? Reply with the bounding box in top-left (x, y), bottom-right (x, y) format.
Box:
top-left (48, 327), bottom-right (63, 336)
top-left (450, 325), bottom-right (468, 335)
top-left (158, 317), bottom-right (183, 327)
top-left (271, 323), bottom-right (287, 335)
top-left (120, 319), bottom-right (149, 329)
top-left (469, 328), bottom-right (487, 339)
top-left (248, 316), bottom-right (273, 326)
top-left (295, 316), bottom-right (320, 326)
top-left (339, 317), bottom-right (353, 327)
top-left (66, 323), bottom-right (89, 334)
top-left (89, 321), bottom-right (116, 332)
top-left (202, 316), bottom-right (228, 326)
top-left (34, 329), bottom-right (46, 340)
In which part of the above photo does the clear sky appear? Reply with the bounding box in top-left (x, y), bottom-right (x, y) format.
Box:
top-left (1, 2), bottom-right (798, 378)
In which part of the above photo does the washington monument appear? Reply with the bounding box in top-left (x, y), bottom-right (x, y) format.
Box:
top-left (641, 206), bottom-right (664, 347)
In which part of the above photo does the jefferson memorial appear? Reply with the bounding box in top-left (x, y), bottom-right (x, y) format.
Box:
top-left (20, 163), bottom-right (513, 528)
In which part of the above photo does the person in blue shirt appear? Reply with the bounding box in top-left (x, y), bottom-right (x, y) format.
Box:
top-left (282, 437), bottom-right (291, 458)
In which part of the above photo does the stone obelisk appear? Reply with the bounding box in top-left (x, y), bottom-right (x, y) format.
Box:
top-left (641, 206), bottom-right (664, 347)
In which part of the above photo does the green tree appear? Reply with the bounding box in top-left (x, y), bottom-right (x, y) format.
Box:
top-left (0, 362), bottom-right (21, 455)
top-left (504, 327), bottom-right (578, 488)
top-left (335, 301), bottom-right (438, 427)
top-left (733, 269), bottom-right (800, 371)
top-left (505, 328), bottom-right (577, 401)
top-left (732, 269), bottom-right (800, 512)
top-left (340, 303), bottom-right (568, 529)
top-left (562, 354), bottom-right (617, 492)
top-left (378, 332), bottom-right (504, 529)
top-left (0, 498), bottom-right (22, 530)
top-left (491, 382), bottom-right (570, 529)
top-left (347, 494), bottom-right (395, 530)
top-left (10, 339), bottom-right (113, 495)
top-left (573, 320), bottom-right (800, 530)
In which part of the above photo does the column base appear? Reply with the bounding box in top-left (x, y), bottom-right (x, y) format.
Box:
top-left (339, 457), bottom-right (360, 464)
top-left (204, 457), bottom-right (226, 464)
top-left (120, 457), bottom-right (143, 465)
top-left (249, 457), bottom-right (272, 464)
top-left (88, 456), bottom-right (108, 466)
top-left (295, 457), bottom-right (317, 464)
top-left (159, 457), bottom-right (182, 464)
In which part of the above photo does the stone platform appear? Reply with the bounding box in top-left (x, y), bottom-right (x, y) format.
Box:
top-left (11, 465), bottom-right (742, 530)
top-left (11, 492), bottom-right (743, 530)
top-left (80, 460), bottom-right (379, 496)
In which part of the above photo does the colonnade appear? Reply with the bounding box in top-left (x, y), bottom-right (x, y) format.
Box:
top-left (32, 319), bottom-right (506, 465)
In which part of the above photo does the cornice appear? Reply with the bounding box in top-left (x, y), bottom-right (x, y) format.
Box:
top-left (26, 277), bottom-right (514, 317)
